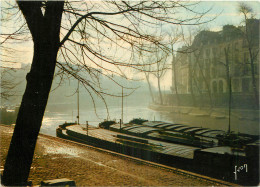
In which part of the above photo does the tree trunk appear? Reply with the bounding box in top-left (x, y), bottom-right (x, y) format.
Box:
top-left (157, 75), bottom-right (163, 105)
top-left (172, 57), bottom-right (180, 106)
top-left (224, 48), bottom-right (232, 107)
top-left (196, 57), bottom-right (213, 108)
top-left (192, 70), bottom-right (203, 108)
top-left (188, 57), bottom-right (196, 107)
top-left (248, 49), bottom-right (259, 109)
top-left (244, 17), bottom-right (259, 109)
top-left (2, 1), bottom-right (64, 185)
top-left (145, 73), bottom-right (155, 103)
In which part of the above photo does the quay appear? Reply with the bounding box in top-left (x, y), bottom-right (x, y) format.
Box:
top-left (0, 125), bottom-right (234, 186)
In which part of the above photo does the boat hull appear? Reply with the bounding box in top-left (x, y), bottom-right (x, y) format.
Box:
top-left (56, 123), bottom-right (259, 185)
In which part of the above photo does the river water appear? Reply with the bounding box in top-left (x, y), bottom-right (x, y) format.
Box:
top-left (41, 105), bottom-right (168, 136)
top-left (41, 103), bottom-right (259, 137)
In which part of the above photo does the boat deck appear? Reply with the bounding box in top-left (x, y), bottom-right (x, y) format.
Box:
top-left (66, 125), bottom-right (199, 159)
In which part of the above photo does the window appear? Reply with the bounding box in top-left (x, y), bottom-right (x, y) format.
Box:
top-left (242, 39), bottom-right (247, 47)
top-left (212, 81), bottom-right (217, 93)
top-left (219, 80), bottom-right (223, 93)
top-left (234, 42), bottom-right (238, 51)
top-left (212, 48), bottom-right (215, 57)
top-left (232, 79), bottom-right (240, 92)
top-left (254, 64), bottom-right (258, 75)
top-left (242, 78), bottom-right (250, 92)
top-left (205, 64), bottom-right (210, 78)
top-left (244, 52), bottom-right (249, 63)
top-left (243, 64), bottom-right (250, 76)
top-left (211, 67), bottom-right (216, 78)
top-left (206, 49), bottom-right (210, 57)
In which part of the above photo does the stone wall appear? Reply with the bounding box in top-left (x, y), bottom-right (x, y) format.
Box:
top-left (160, 93), bottom-right (258, 109)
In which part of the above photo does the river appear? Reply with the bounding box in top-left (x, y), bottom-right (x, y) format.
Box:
top-left (41, 104), bottom-right (168, 136)
top-left (41, 104), bottom-right (259, 137)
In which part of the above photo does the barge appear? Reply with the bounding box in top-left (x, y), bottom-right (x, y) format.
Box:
top-left (99, 119), bottom-right (257, 148)
top-left (56, 121), bottom-right (259, 185)
top-left (57, 122), bottom-right (198, 169)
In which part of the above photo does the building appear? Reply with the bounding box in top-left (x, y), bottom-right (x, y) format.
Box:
top-left (170, 19), bottom-right (259, 109)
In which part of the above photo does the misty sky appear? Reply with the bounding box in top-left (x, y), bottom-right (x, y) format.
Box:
top-left (1, 1), bottom-right (260, 90)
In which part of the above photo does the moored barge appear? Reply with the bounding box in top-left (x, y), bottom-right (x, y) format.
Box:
top-left (57, 122), bottom-right (198, 169)
top-left (56, 121), bottom-right (259, 185)
top-left (99, 119), bottom-right (257, 148)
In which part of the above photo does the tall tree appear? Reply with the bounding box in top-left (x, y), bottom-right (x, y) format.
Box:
top-left (0, 68), bottom-right (19, 100)
top-left (223, 46), bottom-right (232, 101)
top-left (137, 49), bottom-right (156, 103)
top-left (238, 3), bottom-right (259, 109)
top-left (2, 1), bottom-right (64, 185)
top-left (1, 1), bottom-right (211, 185)
top-left (153, 46), bottom-right (169, 105)
top-left (168, 29), bottom-right (181, 106)
top-left (194, 47), bottom-right (213, 108)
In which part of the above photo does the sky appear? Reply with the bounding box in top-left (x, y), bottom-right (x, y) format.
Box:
top-left (1, 1), bottom-right (260, 91)
top-left (199, 1), bottom-right (260, 30)
top-left (157, 1), bottom-right (260, 90)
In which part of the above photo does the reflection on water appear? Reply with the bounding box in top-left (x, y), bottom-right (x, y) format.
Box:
top-left (41, 106), bottom-right (166, 136)
top-left (162, 112), bottom-right (259, 136)
top-left (41, 105), bottom-right (259, 137)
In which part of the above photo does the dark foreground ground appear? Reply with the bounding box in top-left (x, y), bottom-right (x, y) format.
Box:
top-left (0, 125), bottom-right (231, 186)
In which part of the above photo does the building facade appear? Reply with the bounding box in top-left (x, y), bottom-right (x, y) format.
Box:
top-left (170, 19), bottom-right (259, 109)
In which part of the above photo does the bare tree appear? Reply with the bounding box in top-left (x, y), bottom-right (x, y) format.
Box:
top-left (185, 29), bottom-right (199, 107)
top-left (238, 3), bottom-right (259, 109)
top-left (167, 29), bottom-right (182, 106)
top-left (0, 68), bottom-right (18, 100)
top-left (137, 41), bottom-right (170, 105)
top-left (2, 1), bottom-right (64, 185)
top-left (1, 1), bottom-right (211, 185)
top-left (0, 44), bottom-right (24, 100)
top-left (143, 64), bottom-right (155, 103)
top-left (174, 27), bottom-right (202, 107)
top-left (193, 47), bottom-right (213, 108)
top-left (135, 45), bottom-right (156, 103)
top-left (152, 45), bottom-right (169, 105)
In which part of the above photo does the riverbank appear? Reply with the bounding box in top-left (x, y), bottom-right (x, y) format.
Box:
top-left (149, 104), bottom-right (259, 135)
top-left (0, 125), bottom-right (230, 186)
top-left (149, 104), bottom-right (259, 120)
